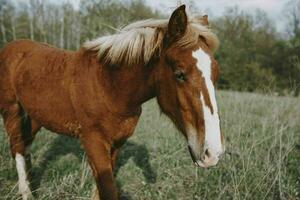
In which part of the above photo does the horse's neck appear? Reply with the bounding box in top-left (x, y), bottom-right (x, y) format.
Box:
top-left (100, 62), bottom-right (157, 112)
top-left (77, 49), bottom-right (158, 114)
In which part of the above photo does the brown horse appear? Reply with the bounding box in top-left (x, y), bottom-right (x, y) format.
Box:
top-left (0, 5), bottom-right (225, 200)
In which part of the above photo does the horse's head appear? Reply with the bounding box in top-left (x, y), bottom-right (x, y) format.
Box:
top-left (155, 5), bottom-right (225, 168)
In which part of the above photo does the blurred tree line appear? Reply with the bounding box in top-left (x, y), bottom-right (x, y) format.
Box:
top-left (213, 3), bottom-right (300, 95)
top-left (0, 0), bottom-right (159, 49)
top-left (0, 0), bottom-right (299, 95)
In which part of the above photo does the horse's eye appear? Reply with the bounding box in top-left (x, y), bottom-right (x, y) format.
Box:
top-left (174, 70), bottom-right (186, 82)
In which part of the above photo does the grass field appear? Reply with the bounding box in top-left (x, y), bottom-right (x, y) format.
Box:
top-left (0, 91), bottom-right (299, 200)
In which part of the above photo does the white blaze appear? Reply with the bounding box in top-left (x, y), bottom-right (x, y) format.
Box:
top-left (15, 153), bottom-right (32, 200)
top-left (192, 48), bottom-right (223, 156)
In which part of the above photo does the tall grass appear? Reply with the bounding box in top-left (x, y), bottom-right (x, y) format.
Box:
top-left (0, 91), bottom-right (299, 200)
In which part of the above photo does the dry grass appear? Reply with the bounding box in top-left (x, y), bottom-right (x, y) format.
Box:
top-left (0, 91), bottom-right (299, 200)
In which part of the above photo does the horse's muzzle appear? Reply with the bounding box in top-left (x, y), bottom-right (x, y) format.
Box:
top-left (188, 145), bottom-right (221, 168)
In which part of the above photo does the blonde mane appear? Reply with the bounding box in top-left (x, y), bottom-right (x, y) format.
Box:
top-left (83, 16), bottom-right (219, 65)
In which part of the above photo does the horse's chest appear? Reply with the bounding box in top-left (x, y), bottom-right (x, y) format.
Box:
top-left (113, 114), bottom-right (140, 142)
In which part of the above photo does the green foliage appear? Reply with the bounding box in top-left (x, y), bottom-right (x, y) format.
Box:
top-left (213, 8), bottom-right (275, 91)
top-left (210, 6), bottom-right (300, 94)
top-left (79, 0), bottom-right (160, 41)
top-left (0, 0), bottom-right (159, 49)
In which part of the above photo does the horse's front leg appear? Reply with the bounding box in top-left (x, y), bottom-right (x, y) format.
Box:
top-left (111, 139), bottom-right (127, 171)
top-left (111, 148), bottom-right (119, 171)
top-left (80, 132), bottom-right (118, 200)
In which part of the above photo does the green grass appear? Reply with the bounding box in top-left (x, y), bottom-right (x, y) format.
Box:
top-left (0, 91), bottom-right (299, 200)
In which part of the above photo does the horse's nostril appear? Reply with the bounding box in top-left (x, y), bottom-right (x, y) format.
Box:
top-left (204, 148), bottom-right (211, 158)
top-left (199, 148), bottom-right (220, 167)
top-left (200, 148), bottom-right (211, 162)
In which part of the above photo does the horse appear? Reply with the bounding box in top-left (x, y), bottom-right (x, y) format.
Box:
top-left (0, 5), bottom-right (225, 200)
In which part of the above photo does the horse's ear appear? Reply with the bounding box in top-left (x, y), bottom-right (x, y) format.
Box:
top-left (201, 15), bottom-right (209, 26)
top-left (193, 15), bottom-right (209, 26)
top-left (167, 5), bottom-right (188, 43)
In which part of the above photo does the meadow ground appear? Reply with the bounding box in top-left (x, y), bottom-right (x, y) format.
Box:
top-left (0, 91), bottom-right (299, 200)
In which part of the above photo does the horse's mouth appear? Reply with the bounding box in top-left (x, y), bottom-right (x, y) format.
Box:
top-left (188, 146), bottom-right (207, 168)
top-left (188, 146), bottom-right (197, 163)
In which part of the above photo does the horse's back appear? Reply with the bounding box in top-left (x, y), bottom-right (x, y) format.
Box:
top-left (1, 39), bottom-right (46, 54)
top-left (0, 39), bottom-right (63, 79)
top-left (0, 40), bottom-right (78, 134)
top-left (0, 39), bottom-right (57, 64)
top-left (0, 40), bottom-right (64, 107)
